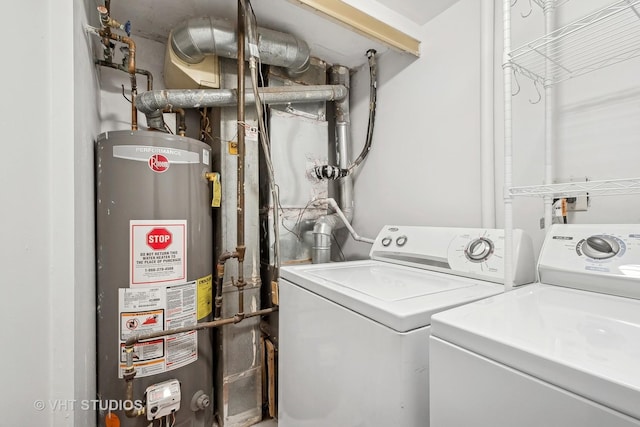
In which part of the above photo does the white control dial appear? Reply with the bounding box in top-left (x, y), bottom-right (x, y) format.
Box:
top-left (465, 237), bottom-right (494, 263)
top-left (581, 235), bottom-right (620, 260)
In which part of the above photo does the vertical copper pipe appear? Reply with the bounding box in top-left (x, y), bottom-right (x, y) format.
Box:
top-left (122, 35), bottom-right (138, 131)
top-left (175, 108), bottom-right (186, 136)
top-left (236, 0), bottom-right (247, 310)
top-left (100, 30), bottom-right (138, 131)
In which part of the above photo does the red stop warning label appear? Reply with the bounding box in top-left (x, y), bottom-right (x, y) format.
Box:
top-left (146, 228), bottom-right (172, 250)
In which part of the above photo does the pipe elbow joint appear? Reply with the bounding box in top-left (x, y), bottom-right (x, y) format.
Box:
top-left (170, 17), bottom-right (216, 64)
top-left (313, 217), bottom-right (334, 237)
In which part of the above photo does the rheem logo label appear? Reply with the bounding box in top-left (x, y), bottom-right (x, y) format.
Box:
top-left (148, 154), bottom-right (170, 173)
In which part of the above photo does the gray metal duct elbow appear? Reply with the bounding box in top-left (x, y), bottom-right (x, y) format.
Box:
top-left (312, 204), bottom-right (354, 264)
top-left (171, 16), bottom-right (310, 76)
top-left (312, 218), bottom-right (338, 265)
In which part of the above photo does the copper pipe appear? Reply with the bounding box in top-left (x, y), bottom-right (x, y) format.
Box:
top-left (237, 283), bottom-right (245, 316)
top-left (162, 107), bottom-right (186, 136)
top-left (100, 30), bottom-right (138, 130)
top-left (94, 60), bottom-right (153, 91)
top-left (236, 0), bottom-right (247, 299)
top-left (97, 6), bottom-right (113, 61)
top-left (125, 307), bottom-right (278, 348)
top-left (175, 108), bottom-right (186, 136)
top-left (214, 251), bottom-right (239, 319)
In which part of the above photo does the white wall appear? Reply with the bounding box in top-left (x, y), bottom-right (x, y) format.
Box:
top-left (1, 0), bottom-right (99, 426)
top-left (345, 0), bottom-right (483, 259)
top-left (494, 0), bottom-right (640, 255)
top-left (72, 0), bottom-right (101, 425)
top-left (1, 1), bottom-right (53, 423)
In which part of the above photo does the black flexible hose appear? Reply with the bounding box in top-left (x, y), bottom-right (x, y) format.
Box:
top-left (313, 49), bottom-right (378, 180)
top-left (349, 49), bottom-right (377, 171)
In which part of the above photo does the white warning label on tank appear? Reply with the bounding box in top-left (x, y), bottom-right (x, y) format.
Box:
top-left (202, 148), bottom-right (210, 166)
top-left (130, 220), bottom-right (187, 286)
top-left (113, 145), bottom-right (200, 164)
top-left (118, 282), bottom-right (198, 378)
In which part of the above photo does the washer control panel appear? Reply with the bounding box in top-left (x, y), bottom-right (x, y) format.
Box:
top-left (538, 224), bottom-right (640, 299)
top-left (465, 237), bottom-right (495, 262)
top-left (370, 226), bottom-right (535, 285)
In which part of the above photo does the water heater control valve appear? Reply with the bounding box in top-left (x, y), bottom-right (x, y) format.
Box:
top-left (145, 379), bottom-right (181, 421)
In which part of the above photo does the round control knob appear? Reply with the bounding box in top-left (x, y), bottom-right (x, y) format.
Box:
top-left (191, 390), bottom-right (211, 412)
top-left (582, 235), bottom-right (619, 260)
top-left (396, 236), bottom-right (408, 247)
top-left (465, 237), bottom-right (494, 262)
top-left (381, 237), bottom-right (392, 247)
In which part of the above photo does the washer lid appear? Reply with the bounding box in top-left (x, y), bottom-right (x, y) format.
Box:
top-left (280, 260), bottom-right (502, 332)
top-left (431, 284), bottom-right (640, 420)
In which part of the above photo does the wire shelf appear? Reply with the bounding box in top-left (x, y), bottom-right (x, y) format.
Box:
top-left (508, 0), bottom-right (640, 85)
top-left (509, 177), bottom-right (640, 197)
top-left (531, 0), bottom-right (572, 9)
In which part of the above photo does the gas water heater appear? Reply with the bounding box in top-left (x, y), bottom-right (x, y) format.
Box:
top-left (96, 130), bottom-right (214, 427)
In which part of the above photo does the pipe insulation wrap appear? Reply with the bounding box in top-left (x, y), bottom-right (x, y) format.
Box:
top-left (135, 85), bottom-right (348, 115)
top-left (171, 16), bottom-right (311, 75)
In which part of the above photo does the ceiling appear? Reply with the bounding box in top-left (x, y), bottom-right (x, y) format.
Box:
top-left (111, 0), bottom-right (459, 69)
top-left (373, 0), bottom-right (459, 26)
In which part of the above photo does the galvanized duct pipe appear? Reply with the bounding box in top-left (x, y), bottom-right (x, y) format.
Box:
top-left (136, 85), bottom-right (348, 130)
top-left (312, 65), bottom-right (354, 264)
top-left (170, 16), bottom-right (310, 76)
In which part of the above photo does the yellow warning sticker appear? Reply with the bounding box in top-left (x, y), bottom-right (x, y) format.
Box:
top-left (212, 173), bottom-right (221, 208)
top-left (197, 274), bottom-right (213, 320)
top-left (228, 141), bottom-right (238, 155)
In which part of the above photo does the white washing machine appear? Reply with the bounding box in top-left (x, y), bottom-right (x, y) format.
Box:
top-left (278, 225), bottom-right (535, 427)
top-left (430, 224), bottom-right (640, 427)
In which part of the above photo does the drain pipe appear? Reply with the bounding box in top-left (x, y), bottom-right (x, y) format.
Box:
top-left (312, 65), bottom-right (355, 264)
top-left (170, 16), bottom-right (310, 77)
top-left (235, 0), bottom-right (247, 321)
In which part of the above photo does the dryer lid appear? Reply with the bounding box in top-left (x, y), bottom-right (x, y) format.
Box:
top-left (280, 260), bottom-right (502, 332)
top-left (431, 284), bottom-right (640, 420)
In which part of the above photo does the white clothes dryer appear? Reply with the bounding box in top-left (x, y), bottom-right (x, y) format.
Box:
top-left (430, 224), bottom-right (640, 427)
top-left (278, 226), bottom-right (535, 427)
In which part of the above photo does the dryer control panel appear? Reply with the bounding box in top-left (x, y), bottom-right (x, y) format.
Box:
top-left (370, 226), bottom-right (535, 286)
top-left (539, 224), bottom-right (640, 299)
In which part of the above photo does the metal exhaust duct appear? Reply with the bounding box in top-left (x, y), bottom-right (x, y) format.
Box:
top-left (136, 86), bottom-right (347, 114)
top-left (135, 85), bottom-right (348, 130)
top-left (171, 16), bottom-right (311, 76)
top-left (312, 65), bottom-right (354, 264)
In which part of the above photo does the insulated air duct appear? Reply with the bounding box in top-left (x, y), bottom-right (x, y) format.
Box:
top-left (135, 85), bottom-right (348, 130)
top-left (170, 16), bottom-right (311, 76)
